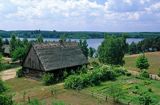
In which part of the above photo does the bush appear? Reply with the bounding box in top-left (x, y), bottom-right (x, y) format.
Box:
top-left (16, 68), bottom-right (24, 78)
top-left (0, 95), bottom-right (13, 105)
top-left (64, 67), bottom-right (116, 90)
top-left (158, 69), bottom-right (160, 77)
top-left (113, 67), bottom-right (127, 76)
top-left (90, 61), bottom-right (100, 67)
top-left (0, 79), bottom-right (7, 94)
top-left (140, 70), bottom-right (150, 78)
top-left (42, 73), bottom-right (55, 86)
top-left (100, 69), bottom-right (116, 81)
top-left (64, 75), bottom-right (84, 90)
top-left (126, 72), bottom-right (132, 76)
top-left (136, 54), bottom-right (150, 70)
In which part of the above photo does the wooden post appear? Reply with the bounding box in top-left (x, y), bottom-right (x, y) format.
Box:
top-left (105, 96), bottom-right (108, 102)
top-left (28, 96), bottom-right (30, 103)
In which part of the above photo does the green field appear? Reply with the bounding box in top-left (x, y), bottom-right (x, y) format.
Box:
top-left (85, 76), bottom-right (160, 105)
top-left (6, 75), bottom-right (160, 105)
top-left (124, 52), bottom-right (160, 74)
top-left (6, 78), bottom-right (118, 105)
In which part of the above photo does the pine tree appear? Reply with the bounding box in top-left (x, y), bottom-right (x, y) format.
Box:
top-left (136, 54), bottom-right (150, 70)
top-left (78, 39), bottom-right (88, 58)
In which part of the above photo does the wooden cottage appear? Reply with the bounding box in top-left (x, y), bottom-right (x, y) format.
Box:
top-left (22, 41), bottom-right (88, 78)
top-left (2, 45), bottom-right (10, 57)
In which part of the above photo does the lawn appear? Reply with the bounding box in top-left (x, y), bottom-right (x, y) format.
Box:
top-left (6, 78), bottom-right (118, 105)
top-left (124, 52), bottom-right (160, 74)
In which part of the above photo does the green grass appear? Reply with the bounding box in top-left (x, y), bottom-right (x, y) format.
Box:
top-left (6, 78), bottom-right (117, 105)
top-left (0, 63), bottom-right (19, 71)
top-left (85, 76), bottom-right (160, 105)
top-left (124, 52), bottom-right (160, 74)
top-left (6, 78), bottom-right (42, 92)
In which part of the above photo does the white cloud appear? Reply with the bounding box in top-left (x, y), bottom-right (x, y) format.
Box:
top-left (145, 2), bottom-right (160, 12)
top-left (140, 0), bottom-right (150, 4)
top-left (123, 0), bottom-right (132, 5)
top-left (128, 12), bottom-right (140, 20)
top-left (0, 0), bottom-right (160, 31)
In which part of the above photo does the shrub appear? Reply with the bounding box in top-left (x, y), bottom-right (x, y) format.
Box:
top-left (148, 88), bottom-right (152, 92)
top-left (0, 95), bottom-right (13, 105)
top-left (64, 67), bottom-right (116, 90)
top-left (0, 79), bottom-right (7, 94)
top-left (113, 67), bottom-right (127, 76)
top-left (42, 73), bottom-right (55, 86)
top-left (90, 61), bottom-right (100, 67)
top-left (100, 65), bottom-right (110, 70)
top-left (64, 75), bottom-right (83, 90)
top-left (138, 92), bottom-right (153, 105)
top-left (136, 54), bottom-right (150, 70)
top-left (63, 70), bottom-right (68, 79)
top-left (16, 68), bottom-right (24, 78)
top-left (140, 70), bottom-right (150, 78)
top-left (158, 69), bottom-right (160, 77)
top-left (126, 72), bottom-right (132, 76)
top-left (100, 69), bottom-right (116, 81)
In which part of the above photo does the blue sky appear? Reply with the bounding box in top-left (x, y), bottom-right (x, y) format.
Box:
top-left (0, 0), bottom-right (160, 32)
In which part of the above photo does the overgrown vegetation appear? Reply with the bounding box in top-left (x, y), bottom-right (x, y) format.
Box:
top-left (64, 66), bottom-right (128, 90)
top-left (42, 73), bottom-right (55, 86)
top-left (16, 68), bottom-right (24, 78)
top-left (0, 79), bottom-right (14, 105)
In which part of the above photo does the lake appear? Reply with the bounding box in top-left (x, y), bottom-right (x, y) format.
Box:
top-left (4, 38), bottom-right (143, 50)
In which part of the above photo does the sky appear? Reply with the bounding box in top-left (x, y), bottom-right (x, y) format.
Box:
top-left (0, 0), bottom-right (160, 32)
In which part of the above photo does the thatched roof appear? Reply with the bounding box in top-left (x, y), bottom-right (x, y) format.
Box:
top-left (27, 41), bottom-right (88, 71)
top-left (2, 45), bottom-right (10, 54)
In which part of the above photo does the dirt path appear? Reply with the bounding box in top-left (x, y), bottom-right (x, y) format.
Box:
top-left (0, 67), bottom-right (20, 81)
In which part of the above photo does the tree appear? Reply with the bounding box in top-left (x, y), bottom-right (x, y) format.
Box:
top-left (0, 54), bottom-right (3, 71)
top-left (98, 35), bottom-right (127, 65)
top-left (78, 39), bottom-right (88, 58)
top-left (60, 34), bottom-right (67, 42)
top-left (12, 47), bottom-right (26, 62)
top-left (36, 34), bottom-right (43, 43)
top-left (10, 34), bottom-right (17, 53)
top-left (88, 47), bottom-right (96, 57)
top-left (3, 39), bottom-right (9, 45)
top-left (136, 54), bottom-right (150, 70)
top-left (128, 42), bottom-right (137, 54)
top-left (0, 37), bottom-right (2, 52)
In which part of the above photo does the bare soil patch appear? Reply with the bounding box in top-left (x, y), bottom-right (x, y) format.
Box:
top-left (0, 67), bottom-right (20, 80)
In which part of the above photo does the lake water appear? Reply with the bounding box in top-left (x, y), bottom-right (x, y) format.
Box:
top-left (4, 38), bottom-right (143, 50)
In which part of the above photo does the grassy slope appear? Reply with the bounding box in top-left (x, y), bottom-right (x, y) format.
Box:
top-left (6, 78), bottom-right (117, 105)
top-left (124, 52), bottom-right (160, 74)
top-left (85, 76), bottom-right (160, 105)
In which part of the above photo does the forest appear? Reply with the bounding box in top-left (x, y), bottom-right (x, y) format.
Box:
top-left (0, 30), bottom-right (160, 38)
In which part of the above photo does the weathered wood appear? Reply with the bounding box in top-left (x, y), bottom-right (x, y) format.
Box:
top-left (22, 42), bottom-right (88, 72)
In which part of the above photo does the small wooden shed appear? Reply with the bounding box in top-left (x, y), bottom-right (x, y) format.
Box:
top-left (2, 45), bottom-right (10, 57)
top-left (22, 41), bottom-right (88, 78)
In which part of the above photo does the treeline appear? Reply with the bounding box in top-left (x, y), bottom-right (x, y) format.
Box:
top-left (0, 30), bottom-right (160, 38)
top-left (128, 36), bottom-right (160, 54)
